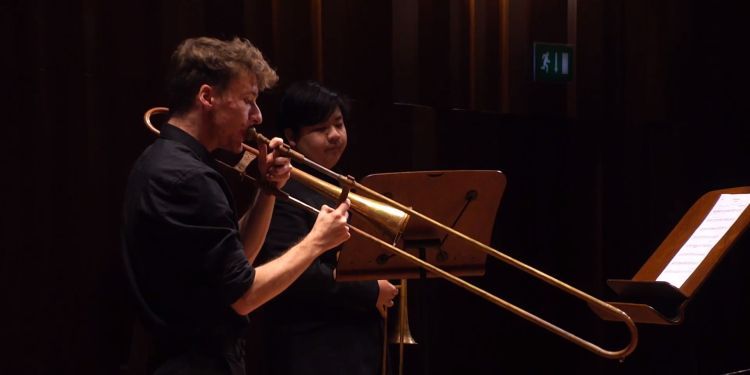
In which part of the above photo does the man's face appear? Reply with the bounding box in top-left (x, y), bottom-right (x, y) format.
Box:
top-left (211, 70), bottom-right (262, 153)
top-left (289, 107), bottom-right (347, 169)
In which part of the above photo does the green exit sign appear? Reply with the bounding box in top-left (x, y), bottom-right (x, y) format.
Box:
top-left (533, 42), bottom-right (574, 82)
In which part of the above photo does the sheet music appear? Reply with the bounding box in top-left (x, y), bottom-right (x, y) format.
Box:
top-left (656, 194), bottom-right (750, 288)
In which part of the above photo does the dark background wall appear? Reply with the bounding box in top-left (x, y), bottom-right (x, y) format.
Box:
top-left (2, 0), bottom-right (749, 374)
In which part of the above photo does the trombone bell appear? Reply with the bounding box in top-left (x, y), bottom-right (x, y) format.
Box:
top-left (290, 166), bottom-right (410, 242)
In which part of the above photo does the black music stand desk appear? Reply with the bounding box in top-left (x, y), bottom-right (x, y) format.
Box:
top-left (336, 170), bottom-right (506, 281)
top-left (589, 187), bottom-right (750, 324)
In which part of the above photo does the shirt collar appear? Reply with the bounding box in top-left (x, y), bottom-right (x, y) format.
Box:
top-left (160, 123), bottom-right (213, 164)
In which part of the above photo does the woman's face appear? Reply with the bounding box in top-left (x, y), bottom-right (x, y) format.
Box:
top-left (288, 107), bottom-right (348, 169)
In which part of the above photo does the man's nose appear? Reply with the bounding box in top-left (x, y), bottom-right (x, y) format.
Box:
top-left (250, 106), bottom-right (263, 124)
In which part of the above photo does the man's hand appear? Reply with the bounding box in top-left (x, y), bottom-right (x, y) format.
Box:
top-left (258, 136), bottom-right (291, 189)
top-left (305, 200), bottom-right (351, 255)
top-left (376, 280), bottom-right (398, 318)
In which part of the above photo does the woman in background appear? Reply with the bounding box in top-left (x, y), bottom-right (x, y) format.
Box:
top-left (256, 81), bottom-right (398, 375)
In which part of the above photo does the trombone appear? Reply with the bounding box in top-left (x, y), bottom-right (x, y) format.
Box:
top-left (143, 107), bottom-right (639, 360)
top-left (384, 279), bottom-right (416, 375)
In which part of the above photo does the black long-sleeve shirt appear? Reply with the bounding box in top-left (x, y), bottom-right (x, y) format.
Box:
top-left (122, 124), bottom-right (255, 354)
top-left (256, 164), bottom-right (383, 375)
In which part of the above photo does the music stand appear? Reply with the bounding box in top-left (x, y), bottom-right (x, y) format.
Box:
top-left (589, 187), bottom-right (750, 324)
top-left (335, 170), bottom-right (506, 281)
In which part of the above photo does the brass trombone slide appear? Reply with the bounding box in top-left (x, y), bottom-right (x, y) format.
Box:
top-left (144, 107), bottom-right (638, 360)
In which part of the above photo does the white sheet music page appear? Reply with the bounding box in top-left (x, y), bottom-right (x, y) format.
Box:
top-left (656, 194), bottom-right (750, 288)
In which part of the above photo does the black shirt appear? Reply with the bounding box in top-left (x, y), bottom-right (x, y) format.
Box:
top-left (256, 164), bottom-right (383, 374)
top-left (122, 124), bottom-right (255, 351)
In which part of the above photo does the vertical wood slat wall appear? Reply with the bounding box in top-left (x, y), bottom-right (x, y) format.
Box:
top-left (3, 1), bottom-right (750, 374)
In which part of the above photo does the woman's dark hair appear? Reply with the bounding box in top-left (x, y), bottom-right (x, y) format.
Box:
top-left (276, 81), bottom-right (350, 136)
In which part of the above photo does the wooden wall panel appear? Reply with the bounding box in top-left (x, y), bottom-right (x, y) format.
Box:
top-left (321, 0), bottom-right (392, 103)
top-left (268, 0), bottom-right (316, 87)
top-left (392, 0), bottom-right (420, 103)
top-left (4, 1), bottom-right (750, 374)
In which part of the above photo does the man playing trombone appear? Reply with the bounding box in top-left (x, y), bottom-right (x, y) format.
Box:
top-left (122, 37), bottom-right (351, 375)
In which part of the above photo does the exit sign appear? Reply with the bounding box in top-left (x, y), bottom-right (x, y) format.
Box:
top-left (533, 42), bottom-right (574, 82)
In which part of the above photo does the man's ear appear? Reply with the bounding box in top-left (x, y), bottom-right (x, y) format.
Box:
top-left (197, 84), bottom-right (214, 109)
top-left (284, 128), bottom-right (297, 147)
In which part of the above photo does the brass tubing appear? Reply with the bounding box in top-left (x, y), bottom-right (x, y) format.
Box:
top-left (144, 107), bottom-right (638, 360)
top-left (250, 121), bottom-right (639, 360)
top-left (351, 183), bottom-right (638, 358)
top-left (144, 108), bottom-right (410, 241)
top-left (348, 221), bottom-right (638, 360)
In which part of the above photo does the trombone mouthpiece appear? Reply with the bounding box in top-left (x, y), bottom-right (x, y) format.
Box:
top-left (246, 127), bottom-right (259, 142)
top-left (247, 128), bottom-right (272, 145)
